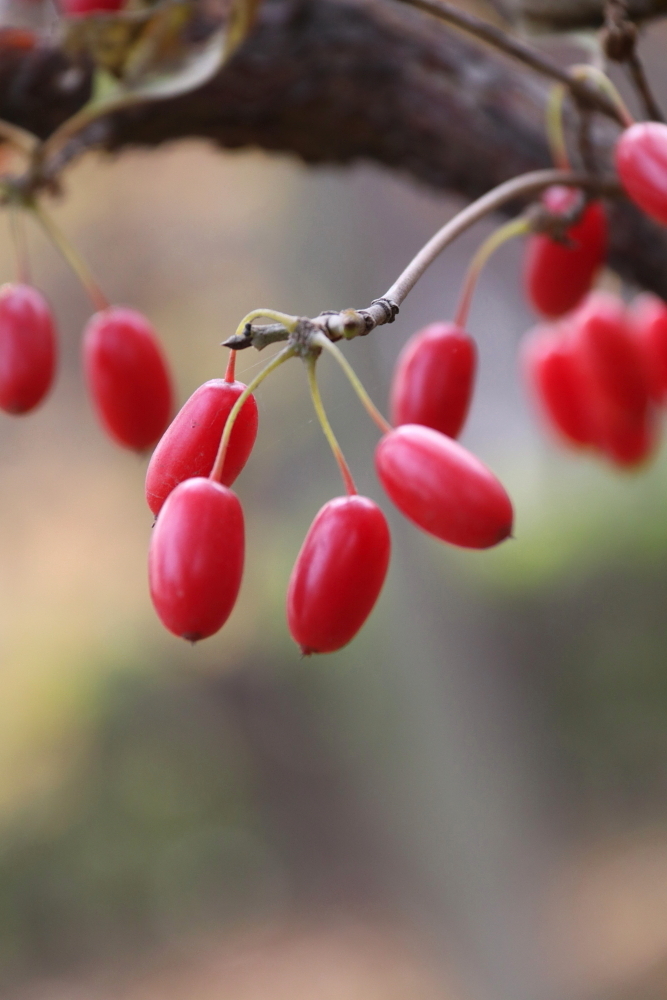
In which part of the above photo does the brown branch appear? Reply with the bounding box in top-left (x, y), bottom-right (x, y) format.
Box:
top-left (391, 0), bottom-right (624, 122)
top-left (2, 0), bottom-right (667, 298)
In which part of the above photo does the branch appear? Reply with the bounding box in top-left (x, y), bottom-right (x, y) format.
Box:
top-left (2, 0), bottom-right (667, 297)
top-left (391, 0), bottom-right (623, 122)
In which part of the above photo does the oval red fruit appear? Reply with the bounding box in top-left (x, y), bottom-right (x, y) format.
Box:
top-left (521, 324), bottom-right (596, 448)
top-left (83, 307), bottom-right (173, 451)
top-left (145, 379), bottom-right (258, 515)
top-left (59, 0), bottom-right (125, 15)
top-left (573, 292), bottom-right (649, 420)
top-left (615, 122), bottom-right (667, 227)
top-left (0, 283), bottom-right (57, 414)
top-left (286, 495), bottom-right (391, 655)
top-left (149, 478), bottom-right (244, 641)
top-left (390, 322), bottom-right (476, 438)
top-left (524, 187), bottom-right (607, 318)
top-left (376, 424), bottom-right (513, 548)
top-left (630, 293), bottom-right (667, 403)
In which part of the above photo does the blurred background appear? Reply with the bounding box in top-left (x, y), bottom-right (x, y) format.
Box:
top-left (2, 11), bottom-right (667, 1000)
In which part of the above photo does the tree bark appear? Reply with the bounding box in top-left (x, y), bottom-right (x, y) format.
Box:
top-left (2, 0), bottom-right (667, 297)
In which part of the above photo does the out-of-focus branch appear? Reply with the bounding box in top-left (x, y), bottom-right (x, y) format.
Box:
top-left (2, 0), bottom-right (667, 296)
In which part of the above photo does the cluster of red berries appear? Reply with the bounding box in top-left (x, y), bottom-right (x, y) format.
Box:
top-left (0, 283), bottom-right (173, 448)
top-left (522, 291), bottom-right (665, 467)
top-left (516, 122), bottom-right (667, 468)
top-left (145, 322), bottom-right (513, 653)
top-left (4, 93), bottom-right (667, 656)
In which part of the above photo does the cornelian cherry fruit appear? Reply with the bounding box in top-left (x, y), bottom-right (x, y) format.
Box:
top-left (145, 379), bottom-right (258, 515)
top-left (83, 307), bottom-right (173, 452)
top-left (149, 477), bottom-right (244, 641)
top-left (615, 122), bottom-right (667, 227)
top-left (375, 424), bottom-right (513, 548)
top-left (390, 322), bottom-right (476, 438)
top-left (286, 495), bottom-right (391, 655)
top-left (630, 294), bottom-right (667, 403)
top-left (573, 292), bottom-right (649, 421)
top-left (524, 187), bottom-right (607, 319)
top-left (0, 283), bottom-right (57, 415)
top-left (58, 0), bottom-right (125, 15)
top-left (521, 324), bottom-right (596, 448)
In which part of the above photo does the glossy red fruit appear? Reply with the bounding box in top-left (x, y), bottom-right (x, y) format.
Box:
top-left (573, 292), bottom-right (649, 420)
top-left (0, 283), bottom-right (57, 414)
top-left (375, 424), bottom-right (513, 548)
top-left (521, 324), bottom-right (596, 448)
top-left (630, 293), bottom-right (667, 402)
top-left (59, 0), bottom-right (125, 15)
top-left (615, 122), bottom-right (667, 227)
top-left (149, 477), bottom-right (244, 641)
top-left (145, 379), bottom-right (258, 516)
top-left (83, 307), bottom-right (173, 451)
top-left (390, 322), bottom-right (476, 438)
top-left (286, 495), bottom-right (390, 654)
top-left (524, 187), bottom-right (607, 318)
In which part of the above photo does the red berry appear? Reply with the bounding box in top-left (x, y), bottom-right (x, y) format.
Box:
top-left (521, 324), bottom-right (596, 448)
top-left (0, 283), bottom-right (57, 415)
top-left (375, 424), bottom-right (513, 548)
top-left (615, 122), bottom-right (667, 227)
top-left (596, 409), bottom-right (656, 468)
top-left (149, 477), bottom-right (244, 641)
top-left (389, 322), bottom-right (476, 438)
top-left (58, 0), bottom-right (125, 15)
top-left (286, 495), bottom-right (390, 654)
top-left (630, 293), bottom-right (667, 402)
top-left (574, 292), bottom-right (649, 420)
top-left (83, 307), bottom-right (173, 451)
top-left (145, 379), bottom-right (258, 516)
top-left (524, 187), bottom-right (607, 318)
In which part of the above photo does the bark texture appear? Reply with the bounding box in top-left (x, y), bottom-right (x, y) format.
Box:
top-left (2, 0), bottom-right (667, 296)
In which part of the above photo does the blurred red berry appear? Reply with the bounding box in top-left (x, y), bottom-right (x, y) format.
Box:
top-left (83, 306), bottom-right (173, 451)
top-left (0, 283), bottom-right (57, 415)
top-left (524, 187), bottom-right (607, 318)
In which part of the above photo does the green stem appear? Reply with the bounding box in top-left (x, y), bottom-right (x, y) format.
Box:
top-left (546, 84), bottom-right (570, 170)
top-left (311, 332), bottom-right (392, 435)
top-left (8, 207), bottom-right (30, 285)
top-left (209, 345), bottom-right (295, 483)
top-left (30, 201), bottom-right (109, 312)
top-left (306, 355), bottom-right (356, 496)
top-left (570, 64), bottom-right (635, 129)
top-left (233, 309), bottom-right (299, 341)
top-left (454, 216), bottom-right (531, 329)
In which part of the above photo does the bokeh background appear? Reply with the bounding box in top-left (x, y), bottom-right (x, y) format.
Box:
top-left (2, 11), bottom-right (667, 1000)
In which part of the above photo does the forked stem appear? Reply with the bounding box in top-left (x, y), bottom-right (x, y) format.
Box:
top-left (30, 201), bottom-right (109, 312)
top-left (312, 332), bottom-right (392, 435)
top-left (570, 64), bottom-right (634, 129)
top-left (234, 309), bottom-right (299, 341)
top-left (209, 345), bottom-right (295, 483)
top-left (454, 216), bottom-right (531, 329)
top-left (306, 355), bottom-right (357, 496)
top-left (8, 206), bottom-right (30, 285)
